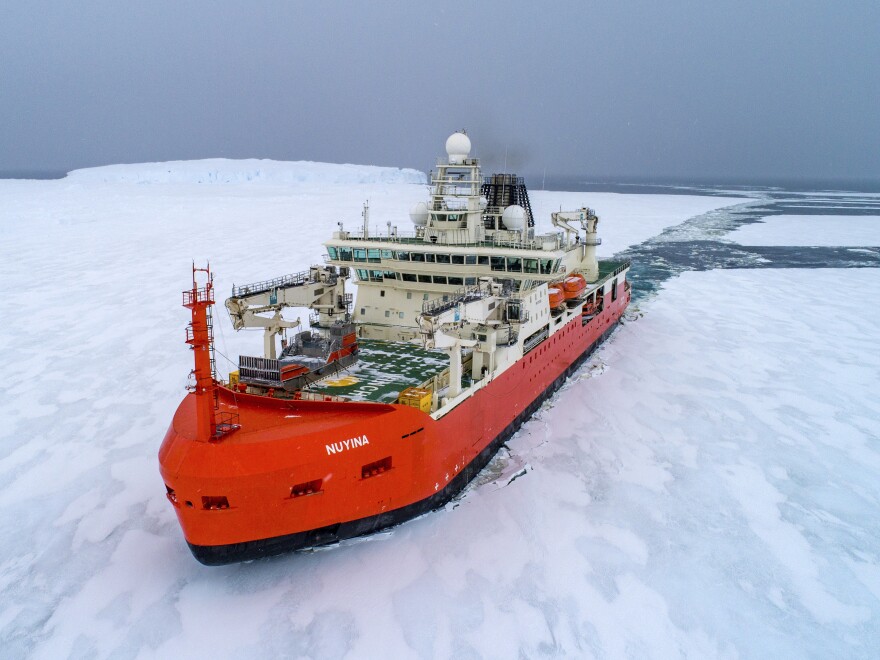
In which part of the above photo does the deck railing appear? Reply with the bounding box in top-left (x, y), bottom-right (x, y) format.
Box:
top-left (330, 230), bottom-right (574, 253)
top-left (421, 286), bottom-right (490, 316)
top-left (231, 269), bottom-right (327, 298)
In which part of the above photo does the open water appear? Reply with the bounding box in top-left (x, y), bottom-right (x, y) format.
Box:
top-left (610, 188), bottom-right (880, 302)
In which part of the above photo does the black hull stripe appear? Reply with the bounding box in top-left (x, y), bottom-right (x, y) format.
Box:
top-left (189, 320), bottom-right (621, 565)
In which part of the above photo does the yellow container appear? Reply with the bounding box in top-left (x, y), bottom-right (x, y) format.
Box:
top-left (399, 387), bottom-right (432, 413)
top-left (228, 370), bottom-right (240, 386)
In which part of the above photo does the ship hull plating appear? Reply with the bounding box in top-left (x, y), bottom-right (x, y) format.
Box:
top-left (160, 287), bottom-right (630, 565)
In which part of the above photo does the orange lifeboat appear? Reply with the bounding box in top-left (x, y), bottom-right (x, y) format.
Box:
top-left (548, 285), bottom-right (565, 310)
top-left (563, 274), bottom-right (586, 300)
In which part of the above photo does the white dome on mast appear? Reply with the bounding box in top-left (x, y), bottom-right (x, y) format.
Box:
top-left (501, 204), bottom-right (527, 230)
top-left (409, 201), bottom-right (429, 226)
top-left (445, 131), bottom-right (471, 164)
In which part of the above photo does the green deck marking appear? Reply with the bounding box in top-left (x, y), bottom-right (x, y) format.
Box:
top-left (308, 339), bottom-right (449, 403)
top-left (597, 260), bottom-right (627, 281)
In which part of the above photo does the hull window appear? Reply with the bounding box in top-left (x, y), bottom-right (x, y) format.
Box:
top-left (291, 479), bottom-right (323, 498)
top-left (202, 496), bottom-right (230, 510)
top-left (362, 456), bottom-right (392, 479)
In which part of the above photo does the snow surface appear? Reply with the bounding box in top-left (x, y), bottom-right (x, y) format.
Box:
top-left (1, 161), bottom-right (879, 658)
top-left (66, 158), bottom-right (427, 186)
top-left (728, 214), bottom-right (880, 246)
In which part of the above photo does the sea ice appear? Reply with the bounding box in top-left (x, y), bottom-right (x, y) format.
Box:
top-left (729, 214), bottom-right (880, 246)
top-left (1, 162), bottom-right (877, 658)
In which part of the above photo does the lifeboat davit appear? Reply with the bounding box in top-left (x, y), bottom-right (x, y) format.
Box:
top-left (563, 274), bottom-right (587, 300)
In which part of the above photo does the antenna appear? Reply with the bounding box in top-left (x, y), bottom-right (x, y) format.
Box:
top-left (362, 200), bottom-right (370, 238)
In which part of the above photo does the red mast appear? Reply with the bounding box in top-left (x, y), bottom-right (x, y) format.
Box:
top-left (183, 264), bottom-right (237, 441)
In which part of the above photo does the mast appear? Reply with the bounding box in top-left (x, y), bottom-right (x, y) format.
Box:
top-left (183, 264), bottom-right (237, 442)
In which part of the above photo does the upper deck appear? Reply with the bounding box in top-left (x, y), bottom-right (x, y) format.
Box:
top-left (325, 228), bottom-right (600, 253)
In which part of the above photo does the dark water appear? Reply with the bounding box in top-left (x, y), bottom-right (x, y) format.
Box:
top-left (537, 176), bottom-right (880, 196)
top-left (604, 187), bottom-right (880, 303)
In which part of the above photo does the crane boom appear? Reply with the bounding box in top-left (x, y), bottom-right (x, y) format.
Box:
top-left (225, 265), bottom-right (351, 359)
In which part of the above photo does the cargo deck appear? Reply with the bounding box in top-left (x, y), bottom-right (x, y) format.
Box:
top-left (307, 339), bottom-right (450, 403)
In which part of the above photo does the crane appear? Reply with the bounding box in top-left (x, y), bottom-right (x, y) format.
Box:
top-left (225, 265), bottom-right (351, 359)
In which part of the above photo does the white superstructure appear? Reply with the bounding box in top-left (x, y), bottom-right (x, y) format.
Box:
top-left (326, 131), bottom-right (606, 343)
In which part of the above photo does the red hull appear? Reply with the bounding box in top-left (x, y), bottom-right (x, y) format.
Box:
top-left (159, 283), bottom-right (630, 563)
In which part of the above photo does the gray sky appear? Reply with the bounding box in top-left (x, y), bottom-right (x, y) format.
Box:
top-left (2, 1), bottom-right (878, 183)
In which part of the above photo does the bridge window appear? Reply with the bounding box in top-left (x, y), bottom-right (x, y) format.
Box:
top-left (402, 273), bottom-right (417, 282)
top-left (449, 276), bottom-right (463, 286)
top-left (478, 256), bottom-right (489, 266)
top-left (466, 255), bottom-right (477, 265)
top-left (382, 249), bottom-right (393, 259)
top-left (370, 270), bottom-right (383, 282)
top-left (397, 251), bottom-right (409, 261)
top-left (356, 269), bottom-right (368, 280)
top-left (368, 249), bottom-right (381, 262)
top-left (433, 275), bottom-right (447, 285)
top-left (452, 255), bottom-right (465, 265)
top-left (524, 259), bottom-right (539, 274)
top-left (327, 247), bottom-right (338, 259)
top-left (411, 252), bottom-right (425, 262)
top-left (425, 253), bottom-right (436, 263)
top-left (540, 259), bottom-right (554, 274)
top-left (491, 256), bottom-right (505, 271)
top-left (353, 248), bottom-right (367, 262)
top-left (383, 271), bottom-right (398, 279)
top-left (418, 275), bottom-right (431, 283)
top-left (465, 277), bottom-right (477, 285)
top-left (507, 257), bottom-right (522, 272)
top-left (436, 254), bottom-right (451, 264)
top-left (339, 248), bottom-right (353, 261)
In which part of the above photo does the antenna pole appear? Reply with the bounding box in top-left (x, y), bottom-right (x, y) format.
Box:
top-left (362, 200), bottom-right (370, 238)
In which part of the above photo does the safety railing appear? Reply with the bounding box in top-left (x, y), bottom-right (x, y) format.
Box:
top-left (182, 286), bottom-right (214, 306)
top-left (231, 270), bottom-right (318, 298)
top-left (421, 286), bottom-right (489, 316)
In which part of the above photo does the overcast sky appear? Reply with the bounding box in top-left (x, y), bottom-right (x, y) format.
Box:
top-left (1, 1), bottom-right (878, 184)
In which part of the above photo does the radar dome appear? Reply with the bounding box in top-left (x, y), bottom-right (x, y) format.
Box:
top-left (445, 131), bottom-right (471, 164)
top-left (501, 205), bottom-right (527, 231)
top-left (409, 201), bottom-right (429, 226)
